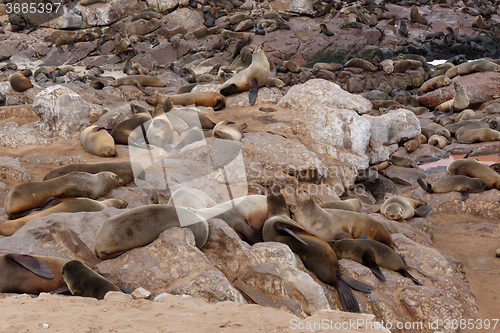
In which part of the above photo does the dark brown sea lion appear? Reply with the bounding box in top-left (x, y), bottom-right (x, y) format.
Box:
top-left (8, 72), bottom-right (32, 92)
top-left (404, 134), bottom-right (427, 153)
top-left (448, 159), bottom-right (500, 190)
top-left (344, 58), bottom-right (378, 72)
top-left (417, 176), bottom-right (486, 200)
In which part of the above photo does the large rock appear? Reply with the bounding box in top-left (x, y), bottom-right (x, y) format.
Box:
top-left (363, 109), bottom-right (421, 145)
top-left (0, 122), bottom-right (52, 148)
top-left (32, 85), bottom-right (91, 139)
top-left (95, 226), bottom-right (246, 303)
top-left (0, 156), bottom-right (34, 183)
top-left (277, 79), bottom-right (372, 115)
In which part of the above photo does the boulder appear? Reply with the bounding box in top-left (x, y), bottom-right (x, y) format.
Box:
top-left (0, 156), bottom-right (34, 183)
top-left (0, 122), bottom-right (53, 148)
top-left (363, 109), bottom-right (421, 145)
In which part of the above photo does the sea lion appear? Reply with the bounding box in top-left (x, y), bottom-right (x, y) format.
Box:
top-left (380, 59), bottom-right (394, 73)
top-left (399, 20), bottom-right (408, 38)
top-left (455, 109), bottom-right (477, 122)
top-left (319, 23), bottom-right (335, 36)
top-left (421, 122), bottom-right (451, 139)
top-left (94, 205), bottom-right (209, 259)
top-left (80, 0), bottom-right (107, 5)
top-left (410, 5), bottom-right (427, 25)
top-left (390, 155), bottom-right (416, 168)
top-left (380, 196), bottom-right (430, 221)
top-left (473, 15), bottom-right (491, 30)
top-left (294, 191), bottom-right (393, 248)
top-left (433, 114), bottom-right (453, 127)
top-left (229, 13), bottom-right (252, 25)
top-left (110, 112), bottom-right (152, 145)
top-left (43, 161), bottom-right (140, 184)
top-left (417, 175), bottom-right (486, 200)
top-left (168, 187), bottom-right (217, 209)
top-left (145, 114), bottom-right (174, 148)
top-left (165, 92), bottom-right (225, 111)
top-left (4, 171), bottom-right (123, 219)
top-left (168, 108), bottom-right (215, 129)
top-left (61, 260), bottom-right (121, 300)
top-left (418, 75), bottom-right (451, 94)
top-left (115, 37), bottom-right (131, 55)
top-left (8, 72), bottom-right (33, 92)
top-left (456, 128), bottom-right (500, 143)
top-left (457, 59), bottom-right (500, 76)
top-left (483, 103), bottom-right (500, 114)
top-left (318, 198), bottom-right (362, 213)
top-left (165, 114), bottom-right (189, 133)
top-left (371, 100), bottom-right (400, 110)
top-left (404, 134), bottom-right (427, 153)
top-left (447, 158), bottom-right (500, 190)
top-left (427, 134), bottom-right (448, 148)
top-left (405, 106), bottom-right (429, 115)
top-left (0, 198), bottom-right (128, 236)
top-left (202, 6), bottom-right (216, 27)
top-left (192, 195), bottom-right (267, 244)
top-left (80, 125), bottom-right (117, 157)
top-left (112, 75), bottom-right (166, 95)
top-left (263, 188), bottom-right (365, 313)
top-left (393, 59), bottom-right (422, 73)
top-left (220, 44), bottom-right (270, 105)
top-left (219, 28), bottom-right (245, 39)
top-left (328, 239), bottom-right (421, 285)
top-left (213, 121), bottom-right (243, 141)
top-left (0, 254), bottom-right (68, 294)
top-left (312, 63), bottom-right (343, 73)
top-left (344, 58), bottom-right (378, 72)
top-left (131, 10), bottom-right (162, 21)
top-left (174, 126), bottom-right (205, 150)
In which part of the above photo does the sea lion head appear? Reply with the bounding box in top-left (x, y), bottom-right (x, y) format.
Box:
top-left (384, 203), bottom-right (404, 221)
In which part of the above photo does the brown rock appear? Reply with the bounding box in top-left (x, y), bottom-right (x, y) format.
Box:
top-left (380, 165), bottom-right (427, 186)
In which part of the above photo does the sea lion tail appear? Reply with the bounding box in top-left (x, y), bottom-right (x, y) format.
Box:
top-left (399, 269), bottom-right (422, 285)
top-left (336, 278), bottom-right (361, 313)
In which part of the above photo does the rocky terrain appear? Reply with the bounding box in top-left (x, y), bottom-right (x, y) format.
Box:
top-left (1, 0), bottom-right (500, 332)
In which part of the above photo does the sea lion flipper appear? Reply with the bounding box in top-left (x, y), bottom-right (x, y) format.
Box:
top-left (234, 223), bottom-right (263, 244)
top-left (460, 191), bottom-right (469, 200)
top-left (50, 286), bottom-right (72, 295)
top-left (341, 275), bottom-right (373, 293)
top-left (414, 206), bottom-right (432, 217)
top-left (220, 83), bottom-right (238, 96)
top-left (135, 82), bottom-right (151, 95)
top-left (248, 77), bottom-right (258, 106)
top-left (57, 45), bottom-right (64, 53)
top-left (357, 234), bottom-right (369, 240)
top-left (7, 254), bottom-right (55, 279)
top-left (416, 177), bottom-right (430, 192)
top-left (336, 279), bottom-right (361, 313)
top-left (275, 223), bottom-right (308, 245)
top-left (361, 252), bottom-right (386, 281)
top-left (399, 269), bottom-right (422, 285)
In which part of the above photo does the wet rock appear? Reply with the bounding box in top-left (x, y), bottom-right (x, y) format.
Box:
top-left (380, 165), bottom-right (427, 186)
top-left (32, 85), bottom-right (91, 139)
top-left (0, 156), bottom-right (34, 183)
top-left (242, 132), bottom-right (327, 182)
top-left (95, 226), bottom-right (246, 303)
top-left (277, 79), bottom-right (372, 115)
top-left (0, 122), bottom-right (52, 148)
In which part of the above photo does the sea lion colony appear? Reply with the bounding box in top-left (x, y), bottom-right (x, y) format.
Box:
top-left (0, 0), bottom-right (499, 322)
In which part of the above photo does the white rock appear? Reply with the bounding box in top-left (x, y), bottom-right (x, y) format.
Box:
top-left (362, 109), bottom-right (421, 145)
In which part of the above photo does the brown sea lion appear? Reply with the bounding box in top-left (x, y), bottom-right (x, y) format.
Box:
top-left (319, 198), bottom-right (362, 213)
top-left (417, 175), bottom-right (486, 200)
top-left (0, 198), bottom-right (128, 236)
top-left (220, 44), bottom-right (270, 105)
top-left (266, 77), bottom-right (285, 88)
top-left (371, 100), bottom-right (401, 110)
top-left (4, 171), bottom-right (123, 219)
top-left (427, 134), bottom-right (448, 148)
top-left (110, 113), bottom-right (152, 145)
top-left (421, 122), bottom-right (451, 139)
top-left (390, 155), bottom-right (416, 168)
top-left (457, 59), bottom-right (500, 76)
top-left (94, 205), bottom-right (209, 259)
top-left (166, 92), bottom-right (226, 111)
top-left (81, 125), bottom-right (117, 157)
top-left (455, 109), bottom-right (477, 122)
top-left (168, 187), bottom-right (217, 209)
top-left (404, 134), bottom-right (427, 153)
top-left (393, 59), bottom-right (422, 73)
top-left (380, 59), bottom-right (394, 73)
top-left (482, 103), bottom-right (500, 114)
top-left (174, 126), bottom-right (204, 150)
top-left (8, 72), bottom-right (33, 92)
top-left (329, 239), bottom-right (421, 284)
top-left (61, 260), bottom-right (121, 300)
top-left (0, 254), bottom-right (68, 294)
top-left (212, 121), bottom-right (243, 141)
top-left (145, 114), bottom-right (174, 148)
top-left (168, 108), bottom-right (215, 129)
top-left (380, 196), bottom-right (430, 221)
top-left (456, 128), bottom-right (500, 143)
top-left (344, 58), bottom-right (378, 72)
top-left (112, 75), bottom-right (166, 95)
top-left (43, 161), bottom-right (140, 184)
top-left (448, 159), bottom-right (500, 190)
top-left (410, 5), bottom-right (427, 25)
top-left (312, 63), bottom-right (343, 73)
top-left (418, 75), bottom-right (451, 94)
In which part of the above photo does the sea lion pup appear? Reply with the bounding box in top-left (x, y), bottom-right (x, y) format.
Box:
top-left (456, 128), bottom-right (500, 143)
top-left (110, 112), bottom-right (152, 145)
top-left (328, 239), bottom-right (422, 285)
top-left (191, 195), bottom-right (267, 244)
top-left (410, 5), bottom-right (427, 25)
top-left (168, 188), bottom-right (217, 209)
top-left (393, 59), bottom-right (422, 73)
top-left (266, 77), bottom-right (284, 88)
top-left (344, 58), bottom-right (378, 72)
top-left (390, 155), bottom-right (416, 168)
top-left (418, 75), bottom-right (451, 94)
top-left (95, 205), bottom-right (209, 259)
top-left (43, 161), bottom-right (140, 184)
top-left (417, 176), bottom-right (486, 200)
top-left (8, 71), bottom-right (33, 92)
top-left (4, 171), bottom-right (123, 219)
top-left (61, 260), bottom-right (121, 300)
top-left (433, 114), bottom-right (453, 127)
top-left (34, 66), bottom-right (58, 79)
top-left (115, 37), bottom-right (131, 55)
top-left (473, 15), bottom-right (491, 30)
top-left (427, 134), bottom-right (448, 149)
top-left (448, 159), bottom-right (500, 190)
top-left (0, 198), bottom-right (128, 236)
top-left (380, 59), bottom-right (394, 73)
top-left (0, 254), bottom-right (68, 294)
top-left (145, 114), bottom-right (174, 148)
top-left (312, 63), bottom-right (343, 73)
top-left (220, 44), bottom-right (270, 105)
top-left (263, 188), bottom-right (366, 313)
top-left (112, 75), bottom-right (166, 95)
top-left (371, 100), bottom-right (400, 110)
top-left (80, 125), bottom-right (117, 157)
top-left (404, 134), bottom-right (427, 153)
top-left (319, 23), bottom-right (334, 36)
top-left (380, 196), bottom-right (430, 221)
top-left (294, 190), bottom-right (393, 248)
top-left (421, 122), bottom-right (451, 139)
top-left (482, 103), bottom-right (500, 114)
top-left (122, 59), bottom-right (148, 76)
top-left (164, 92), bottom-right (226, 111)
top-left (318, 198), bottom-right (362, 213)
top-left (212, 121), bottom-right (243, 141)
top-left (174, 126), bottom-right (205, 150)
